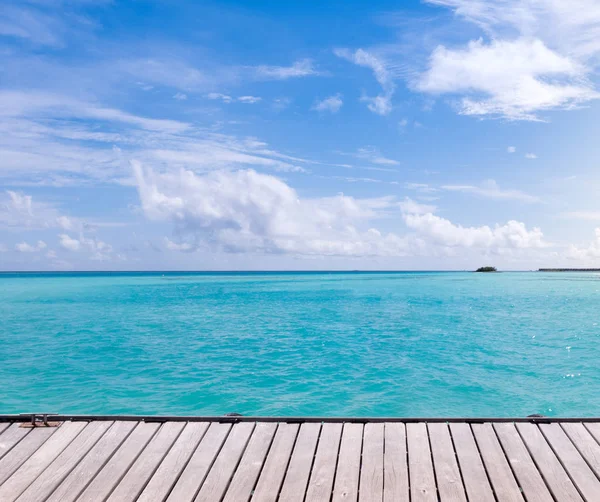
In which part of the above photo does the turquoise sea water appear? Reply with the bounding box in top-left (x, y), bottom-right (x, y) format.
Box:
top-left (1, 271), bottom-right (600, 417)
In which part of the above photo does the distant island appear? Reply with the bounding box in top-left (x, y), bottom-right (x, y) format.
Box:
top-left (539, 268), bottom-right (600, 272)
top-left (475, 266), bottom-right (497, 272)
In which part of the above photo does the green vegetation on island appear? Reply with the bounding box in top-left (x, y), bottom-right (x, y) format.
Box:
top-left (475, 266), bottom-right (497, 272)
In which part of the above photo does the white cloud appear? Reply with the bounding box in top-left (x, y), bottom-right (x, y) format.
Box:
top-left (237, 96), bottom-right (262, 104)
top-left (417, 38), bottom-right (597, 120)
top-left (173, 92), bottom-right (188, 100)
top-left (59, 234), bottom-right (81, 251)
top-left (418, 1), bottom-right (600, 120)
top-left (312, 94), bottom-right (343, 113)
top-left (15, 240), bottom-right (46, 252)
top-left (399, 119), bottom-right (409, 127)
top-left (566, 228), bottom-right (600, 261)
top-left (206, 92), bottom-right (233, 103)
top-left (254, 59), bottom-right (319, 80)
top-left (507, 146), bottom-right (516, 153)
top-left (352, 147), bottom-right (400, 166)
top-left (59, 233), bottom-right (113, 260)
top-left (206, 93), bottom-right (262, 104)
top-left (134, 162), bottom-right (549, 257)
top-left (403, 212), bottom-right (547, 249)
top-left (335, 48), bottom-right (395, 115)
top-left (441, 180), bottom-right (540, 202)
top-left (525, 153), bottom-right (537, 159)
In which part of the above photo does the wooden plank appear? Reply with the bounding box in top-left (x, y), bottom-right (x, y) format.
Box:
top-left (563, 422), bottom-right (600, 478)
top-left (194, 421), bottom-right (255, 502)
top-left (493, 423), bottom-right (554, 502)
top-left (0, 421), bottom-right (86, 502)
top-left (540, 423), bottom-right (600, 501)
top-left (107, 421), bottom-right (185, 502)
top-left (0, 425), bottom-right (30, 461)
top-left (252, 423), bottom-right (300, 502)
top-left (16, 421), bottom-right (112, 502)
top-left (46, 421), bottom-right (137, 502)
top-left (383, 422), bottom-right (408, 502)
top-left (77, 421), bottom-right (160, 502)
top-left (449, 423), bottom-right (494, 502)
top-left (406, 423), bottom-right (436, 502)
top-left (137, 422), bottom-right (209, 502)
top-left (428, 423), bottom-right (467, 502)
top-left (0, 423), bottom-right (11, 438)
top-left (332, 423), bottom-right (363, 502)
top-left (305, 422), bottom-right (343, 502)
top-left (583, 422), bottom-right (600, 445)
top-left (359, 422), bottom-right (384, 502)
top-left (222, 422), bottom-right (277, 502)
top-left (278, 422), bottom-right (321, 502)
top-left (516, 422), bottom-right (583, 502)
top-left (166, 422), bottom-right (231, 502)
top-left (471, 423), bottom-right (524, 502)
top-left (0, 427), bottom-right (54, 485)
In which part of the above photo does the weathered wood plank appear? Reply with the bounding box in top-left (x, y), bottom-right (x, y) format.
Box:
top-left (428, 422), bottom-right (467, 502)
top-left (166, 422), bottom-right (231, 502)
top-left (358, 422), bottom-right (384, 502)
top-left (194, 421), bottom-right (255, 502)
top-left (305, 422), bottom-right (343, 502)
top-left (406, 423), bottom-right (436, 502)
top-left (0, 421), bottom-right (86, 502)
top-left (16, 421), bottom-right (112, 502)
top-left (0, 425), bottom-right (30, 461)
top-left (332, 423), bottom-right (363, 502)
top-left (107, 421), bottom-right (185, 502)
top-left (563, 422), bottom-right (600, 479)
top-left (583, 422), bottom-right (600, 445)
top-left (46, 421), bottom-right (137, 502)
top-left (252, 423), bottom-right (299, 502)
top-left (383, 422), bottom-right (408, 502)
top-left (449, 423), bottom-right (494, 502)
top-left (0, 427), bottom-right (54, 485)
top-left (222, 422), bottom-right (277, 502)
top-left (0, 423), bottom-right (10, 436)
top-left (539, 423), bottom-right (600, 501)
top-left (471, 423), bottom-right (524, 502)
top-left (137, 422), bottom-right (209, 502)
top-left (77, 421), bottom-right (160, 502)
top-left (493, 423), bottom-right (554, 502)
top-left (278, 422), bottom-right (321, 502)
top-left (516, 422), bottom-right (583, 502)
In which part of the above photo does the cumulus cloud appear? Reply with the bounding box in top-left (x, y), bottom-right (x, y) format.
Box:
top-left (335, 49), bottom-right (395, 115)
top-left (525, 153), bottom-right (537, 159)
top-left (15, 240), bottom-right (47, 253)
top-left (566, 228), bottom-right (600, 262)
top-left (403, 212), bottom-right (547, 249)
top-left (134, 162), bottom-right (548, 258)
top-left (59, 233), bottom-right (113, 260)
top-left (312, 94), bottom-right (343, 113)
top-left (173, 92), bottom-right (188, 100)
top-left (507, 146), bottom-right (516, 153)
top-left (418, 1), bottom-right (600, 120)
top-left (237, 96), bottom-right (262, 104)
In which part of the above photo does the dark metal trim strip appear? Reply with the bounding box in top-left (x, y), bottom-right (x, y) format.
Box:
top-left (0, 415), bottom-right (597, 424)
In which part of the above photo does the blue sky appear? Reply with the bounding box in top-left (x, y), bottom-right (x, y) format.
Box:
top-left (2, 0), bottom-right (600, 270)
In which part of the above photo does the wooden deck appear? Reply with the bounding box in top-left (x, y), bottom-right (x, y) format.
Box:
top-left (2, 417), bottom-right (600, 501)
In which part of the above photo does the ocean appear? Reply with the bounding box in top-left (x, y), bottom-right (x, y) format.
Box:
top-left (1, 271), bottom-right (599, 417)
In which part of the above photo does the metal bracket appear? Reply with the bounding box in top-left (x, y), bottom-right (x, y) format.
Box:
top-left (19, 413), bottom-right (60, 428)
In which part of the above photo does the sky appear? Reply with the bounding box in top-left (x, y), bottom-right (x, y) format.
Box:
top-left (2, 0), bottom-right (600, 271)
